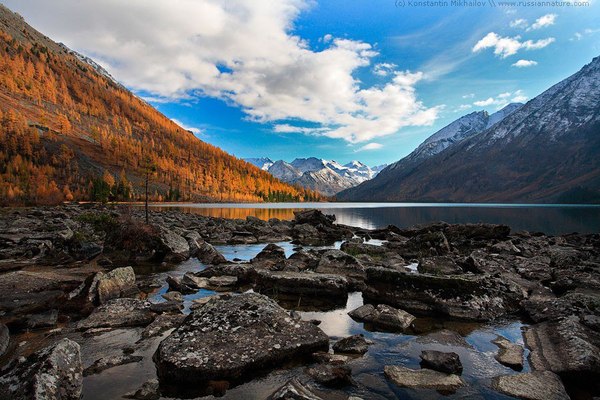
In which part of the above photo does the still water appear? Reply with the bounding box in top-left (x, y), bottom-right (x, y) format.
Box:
top-left (150, 202), bottom-right (600, 235)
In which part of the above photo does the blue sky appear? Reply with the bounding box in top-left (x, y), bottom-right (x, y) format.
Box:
top-left (4, 0), bottom-right (600, 166)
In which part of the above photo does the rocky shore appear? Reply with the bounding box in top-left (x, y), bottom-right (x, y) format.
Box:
top-left (0, 204), bottom-right (598, 399)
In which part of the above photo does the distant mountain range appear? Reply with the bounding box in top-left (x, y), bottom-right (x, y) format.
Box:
top-left (245, 157), bottom-right (387, 196)
top-left (338, 56), bottom-right (600, 203)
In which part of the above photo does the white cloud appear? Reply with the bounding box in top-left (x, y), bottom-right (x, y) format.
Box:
top-left (356, 142), bottom-right (383, 151)
top-left (571, 28), bottom-right (600, 41)
top-left (171, 118), bottom-right (203, 135)
top-left (473, 32), bottom-right (554, 58)
top-left (3, 0), bottom-right (438, 144)
top-left (528, 14), bottom-right (557, 31)
top-left (462, 93), bottom-right (475, 99)
top-left (512, 59), bottom-right (538, 67)
top-left (373, 63), bottom-right (397, 76)
top-left (510, 18), bottom-right (528, 29)
top-left (473, 90), bottom-right (528, 108)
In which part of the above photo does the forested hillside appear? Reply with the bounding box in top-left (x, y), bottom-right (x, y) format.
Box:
top-left (0, 5), bottom-right (321, 205)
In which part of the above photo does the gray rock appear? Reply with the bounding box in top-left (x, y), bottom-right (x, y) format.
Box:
top-left (181, 272), bottom-right (209, 289)
top-left (0, 323), bottom-right (9, 356)
top-left (26, 309), bottom-right (59, 329)
top-left (123, 379), bottom-right (160, 400)
top-left (268, 378), bottom-right (324, 400)
top-left (166, 275), bottom-right (196, 294)
top-left (492, 335), bottom-right (524, 370)
top-left (77, 298), bottom-right (156, 330)
top-left (332, 334), bottom-right (371, 354)
top-left (208, 275), bottom-right (238, 287)
top-left (316, 250), bottom-right (366, 285)
top-left (154, 293), bottom-right (329, 385)
top-left (195, 240), bottom-right (227, 265)
top-left (0, 338), bottom-right (83, 399)
top-left (255, 270), bottom-right (348, 298)
top-left (158, 227), bottom-right (190, 262)
top-left (492, 371), bottom-right (569, 400)
top-left (252, 243), bottom-right (286, 263)
top-left (162, 291), bottom-right (183, 303)
top-left (384, 365), bottom-right (465, 392)
top-left (416, 329), bottom-right (472, 348)
top-left (141, 314), bottom-right (186, 339)
top-left (524, 316), bottom-right (600, 376)
top-left (418, 256), bottom-right (463, 275)
top-left (420, 350), bottom-right (463, 375)
top-left (348, 303), bottom-right (415, 330)
top-left (95, 266), bottom-right (138, 304)
top-left (306, 363), bottom-right (353, 387)
top-left (83, 354), bottom-right (143, 376)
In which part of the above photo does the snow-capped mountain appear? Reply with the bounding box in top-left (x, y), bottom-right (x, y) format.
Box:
top-left (243, 156), bottom-right (385, 196)
top-left (245, 157), bottom-right (274, 171)
top-left (338, 56), bottom-right (600, 203)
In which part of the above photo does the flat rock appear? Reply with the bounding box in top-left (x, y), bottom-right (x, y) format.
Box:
top-left (255, 270), bottom-right (348, 298)
top-left (348, 303), bottom-right (415, 330)
top-left (181, 272), bottom-right (209, 289)
top-left (141, 314), bottom-right (186, 339)
top-left (154, 293), bottom-right (329, 385)
top-left (306, 363), bottom-right (353, 387)
top-left (208, 275), bottom-right (238, 287)
top-left (77, 298), bottom-right (156, 330)
top-left (162, 291), bottom-right (183, 303)
top-left (268, 378), bottom-right (324, 400)
top-left (0, 338), bottom-right (83, 399)
top-left (83, 354), bottom-right (143, 376)
top-left (492, 371), bottom-right (569, 400)
top-left (416, 329), bottom-right (472, 348)
top-left (332, 334), bottom-right (371, 354)
top-left (418, 256), bottom-right (463, 275)
top-left (420, 350), bottom-right (463, 375)
top-left (492, 335), bottom-right (524, 370)
top-left (166, 275), bottom-right (196, 294)
top-left (384, 365), bottom-right (465, 392)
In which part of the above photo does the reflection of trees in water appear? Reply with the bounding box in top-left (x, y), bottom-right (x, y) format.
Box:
top-left (153, 205), bottom-right (600, 235)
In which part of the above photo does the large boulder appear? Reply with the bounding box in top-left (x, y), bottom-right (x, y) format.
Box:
top-left (158, 227), bottom-right (190, 262)
top-left (93, 266), bottom-right (138, 305)
top-left (491, 371), bottom-right (569, 400)
top-left (332, 334), bottom-right (371, 354)
top-left (524, 316), bottom-right (600, 379)
top-left (252, 243), bottom-right (287, 264)
top-left (315, 250), bottom-right (366, 286)
top-left (348, 304), bottom-right (415, 330)
top-left (0, 338), bottom-right (83, 399)
top-left (420, 350), bottom-right (463, 375)
top-left (293, 210), bottom-right (335, 226)
top-left (195, 240), bottom-right (227, 265)
top-left (77, 298), bottom-right (156, 330)
top-left (154, 293), bottom-right (329, 385)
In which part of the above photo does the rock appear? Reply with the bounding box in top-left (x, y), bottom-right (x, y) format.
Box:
top-left (348, 304), bottom-right (415, 330)
top-left (195, 240), bottom-right (227, 265)
top-left (443, 223), bottom-right (511, 242)
top-left (123, 379), bottom-right (160, 400)
top-left (522, 291), bottom-right (600, 323)
top-left (252, 243), bottom-right (286, 263)
top-left (77, 298), bottom-right (156, 330)
top-left (524, 316), bottom-right (600, 377)
top-left (316, 250), bottom-right (366, 286)
top-left (417, 256), bottom-right (463, 275)
top-left (83, 354), bottom-right (143, 376)
top-left (306, 363), bottom-right (353, 387)
top-left (162, 291), bottom-right (183, 303)
top-left (293, 210), bottom-right (335, 226)
top-left (149, 301), bottom-right (183, 314)
top-left (332, 334), bottom-right (371, 354)
top-left (154, 293), bottom-right (329, 385)
top-left (93, 266), bottom-right (138, 304)
top-left (158, 227), bottom-right (190, 262)
top-left (141, 314), bottom-right (186, 339)
top-left (166, 275), bottom-right (196, 294)
top-left (384, 365), bottom-right (465, 392)
top-left (340, 241), bottom-right (387, 257)
top-left (492, 335), bottom-right (524, 370)
top-left (268, 378), bottom-right (324, 400)
top-left (181, 272), bottom-right (209, 289)
top-left (312, 352), bottom-right (350, 364)
top-left (208, 275), bottom-right (238, 287)
top-left (255, 270), bottom-right (348, 298)
top-left (419, 350), bottom-right (463, 375)
top-left (189, 295), bottom-right (218, 311)
top-left (0, 323), bottom-right (9, 356)
top-left (0, 338), bottom-right (82, 399)
top-left (26, 309), bottom-right (59, 329)
top-left (492, 371), bottom-right (569, 400)
top-left (196, 263), bottom-right (255, 284)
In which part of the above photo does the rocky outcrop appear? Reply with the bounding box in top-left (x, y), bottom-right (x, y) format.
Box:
top-left (491, 371), bottom-right (569, 400)
top-left (154, 293), bottom-right (329, 385)
top-left (348, 303), bottom-right (415, 330)
top-left (0, 338), bottom-right (83, 399)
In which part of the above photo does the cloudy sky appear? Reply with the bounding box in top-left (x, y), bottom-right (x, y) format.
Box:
top-left (3, 0), bottom-right (599, 166)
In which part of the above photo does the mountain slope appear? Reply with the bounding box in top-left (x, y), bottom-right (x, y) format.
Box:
top-left (0, 4), bottom-right (321, 204)
top-left (338, 57), bottom-right (600, 203)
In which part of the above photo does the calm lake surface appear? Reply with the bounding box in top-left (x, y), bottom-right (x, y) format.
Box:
top-left (150, 202), bottom-right (600, 235)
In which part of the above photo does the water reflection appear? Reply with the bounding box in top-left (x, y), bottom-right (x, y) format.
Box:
top-left (149, 202), bottom-right (600, 235)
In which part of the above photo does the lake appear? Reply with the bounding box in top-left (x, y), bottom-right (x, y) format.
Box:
top-left (149, 202), bottom-right (600, 235)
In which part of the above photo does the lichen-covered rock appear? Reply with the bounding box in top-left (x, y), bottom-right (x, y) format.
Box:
top-left (420, 350), bottom-right (463, 375)
top-left (154, 293), bottom-right (329, 385)
top-left (77, 298), bottom-right (156, 330)
top-left (492, 335), bottom-right (524, 370)
top-left (158, 227), bottom-right (190, 262)
top-left (492, 371), bottom-right (569, 400)
top-left (348, 303), bottom-right (415, 330)
top-left (384, 365), bottom-right (465, 392)
top-left (0, 338), bottom-right (82, 399)
top-left (94, 266), bottom-right (138, 304)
